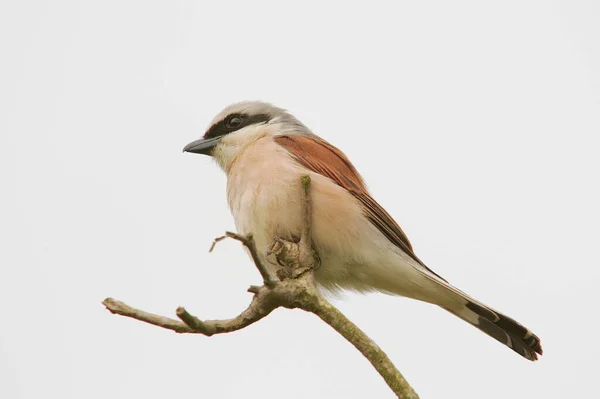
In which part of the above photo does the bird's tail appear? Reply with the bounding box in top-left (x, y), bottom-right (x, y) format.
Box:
top-left (442, 297), bottom-right (543, 361)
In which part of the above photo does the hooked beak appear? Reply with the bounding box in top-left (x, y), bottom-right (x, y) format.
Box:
top-left (182, 136), bottom-right (222, 156)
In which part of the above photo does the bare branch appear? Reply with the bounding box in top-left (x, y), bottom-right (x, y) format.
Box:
top-left (309, 295), bottom-right (419, 398)
top-left (103, 287), bottom-right (277, 336)
top-left (103, 298), bottom-right (193, 333)
top-left (103, 175), bottom-right (419, 398)
top-left (209, 235), bottom-right (227, 253)
top-left (176, 307), bottom-right (214, 334)
top-left (300, 174), bottom-right (313, 246)
top-left (212, 231), bottom-right (276, 288)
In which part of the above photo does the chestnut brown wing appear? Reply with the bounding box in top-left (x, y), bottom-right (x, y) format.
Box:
top-left (274, 134), bottom-right (446, 282)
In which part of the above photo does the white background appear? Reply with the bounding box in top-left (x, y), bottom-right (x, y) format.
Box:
top-left (1, 1), bottom-right (599, 398)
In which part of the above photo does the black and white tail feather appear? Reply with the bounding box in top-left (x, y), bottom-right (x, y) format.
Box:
top-left (431, 277), bottom-right (542, 360)
top-left (444, 297), bottom-right (542, 361)
top-left (410, 262), bottom-right (543, 361)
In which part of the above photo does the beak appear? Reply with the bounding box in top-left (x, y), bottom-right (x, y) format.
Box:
top-left (183, 136), bottom-right (221, 155)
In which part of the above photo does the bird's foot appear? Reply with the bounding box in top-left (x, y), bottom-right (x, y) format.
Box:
top-left (266, 236), bottom-right (319, 280)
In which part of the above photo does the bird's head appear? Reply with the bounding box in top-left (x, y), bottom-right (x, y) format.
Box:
top-left (183, 101), bottom-right (310, 171)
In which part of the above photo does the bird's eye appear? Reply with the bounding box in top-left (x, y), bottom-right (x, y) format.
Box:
top-left (226, 116), bottom-right (243, 129)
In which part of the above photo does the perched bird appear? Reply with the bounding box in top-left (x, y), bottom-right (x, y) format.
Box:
top-left (184, 101), bottom-right (543, 361)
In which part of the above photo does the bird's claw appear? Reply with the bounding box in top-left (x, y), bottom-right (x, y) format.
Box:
top-left (266, 235), bottom-right (320, 280)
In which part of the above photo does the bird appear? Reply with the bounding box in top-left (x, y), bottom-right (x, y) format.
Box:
top-left (183, 101), bottom-right (543, 361)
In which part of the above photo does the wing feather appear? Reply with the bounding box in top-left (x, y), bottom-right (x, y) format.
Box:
top-left (274, 134), bottom-right (447, 282)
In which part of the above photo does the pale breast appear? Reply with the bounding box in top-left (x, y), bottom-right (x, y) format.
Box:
top-left (226, 138), bottom-right (305, 255)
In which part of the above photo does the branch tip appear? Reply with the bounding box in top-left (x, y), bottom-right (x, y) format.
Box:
top-left (176, 307), bottom-right (214, 335)
top-left (225, 231), bottom-right (275, 287)
top-left (248, 285), bottom-right (261, 294)
top-left (209, 235), bottom-right (227, 252)
top-left (102, 298), bottom-right (117, 313)
top-left (301, 174), bottom-right (311, 193)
